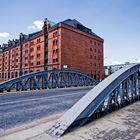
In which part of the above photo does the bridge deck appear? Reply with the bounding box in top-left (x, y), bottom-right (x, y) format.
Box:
top-left (0, 86), bottom-right (92, 130)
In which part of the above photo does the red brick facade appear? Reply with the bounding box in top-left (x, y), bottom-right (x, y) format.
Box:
top-left (0, 18), bottom-right (104, 82)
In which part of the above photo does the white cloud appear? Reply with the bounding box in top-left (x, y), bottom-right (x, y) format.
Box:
top-left (33, 20), bottom-right (43, 30)
top-left (0, 32), bottom-right (10, 38)
top-left (28, 20), bottom-right (43, 31)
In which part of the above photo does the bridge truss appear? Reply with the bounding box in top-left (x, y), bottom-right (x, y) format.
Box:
top-left (48, 64), bottom-right (140, 137)
top-left (0, 70), bottom-right (98, 92)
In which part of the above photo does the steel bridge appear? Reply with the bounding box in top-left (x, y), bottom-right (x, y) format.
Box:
top-left (48, 63), bottom-right (140, 137)
top-left (0, 69), bottom-right (98, 92)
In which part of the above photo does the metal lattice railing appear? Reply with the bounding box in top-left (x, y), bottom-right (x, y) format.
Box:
top-left (0, 69), bottom-right (98, 92)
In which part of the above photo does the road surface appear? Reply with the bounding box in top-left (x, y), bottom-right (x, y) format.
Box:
top-left (0, 86), bottom-right (92, 130)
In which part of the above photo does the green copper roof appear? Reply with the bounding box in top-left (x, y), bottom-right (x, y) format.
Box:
top-left (44, 18), bottom-right (56, 27)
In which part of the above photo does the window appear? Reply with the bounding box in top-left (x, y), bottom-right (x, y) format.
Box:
top-left (53, 49), bottom-right (58, 54)
top-left (16, 59), bottom-right (18, 62)
top-left (94, 63), bottom-right (96, 67)
top-left (30, 48), bottom-right (34, 52)
top-left (90, 55), bottom-right (92, 59)
top-left (25, 44), bottom-right (28, 47)
top-left (53, 40), bottom-right (58, 46)
top-left (55, 31), bottom-right (58, 36)
top-left (15, 72), bottom-right (18, 77)
top-left (94, 56), bottom-right (96, 59)
top-left (53, 50), bottom-right (55, 54)
top-left (56, 49), bottom-right (58, 54)
top-left (24, 71), bottom-right (28, 74)
top-left (90, 48), bottom-right (92, 51)
top-left (37, 38), bottom-right (40, 43)
top-left (94, 41), bottom-right (96, 45)
top-left (16, 65), bottom-right (18, 68)
top-left (94, 49), bottom-right (96, 53)
top-left (53, 31), bottom-right (58, 37)
top-left (30, 41), bottom-right (34, 46)
top-left (25, 63), bottom-right (28, 67)
top-left (53, 58), bottom-right (58, 63)
top-left (36, 61), bottom-right (40, 65)
top-left (37, 54), bottom-right (40, 58)
top-left (98, 50), bottom-right (101, 53)
top-left (56, 58), bottom-right (58, 62)
top-left (25, 50), bottom-right (28, 53)
top-left (53, 59), bottom-right (55, 63)
top-left (37, 45), bottom-right (40, 51)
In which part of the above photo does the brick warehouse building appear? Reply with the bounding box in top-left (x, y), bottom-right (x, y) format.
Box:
top-left (0, 18), bottom-right (104, 82)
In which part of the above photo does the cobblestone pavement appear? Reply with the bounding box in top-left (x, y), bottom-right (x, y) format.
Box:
top-left (30, 101), bottom-right (140, 140)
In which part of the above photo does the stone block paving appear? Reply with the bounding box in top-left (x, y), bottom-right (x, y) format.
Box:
top-left (30, 101), bottom-right (140, 140)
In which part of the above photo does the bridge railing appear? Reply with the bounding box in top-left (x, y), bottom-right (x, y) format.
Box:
top-left (0, 69), bottom-right (98, 92)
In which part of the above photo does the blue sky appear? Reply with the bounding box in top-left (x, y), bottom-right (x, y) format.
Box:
top-left (0, 0), bottom-right (140, 65)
